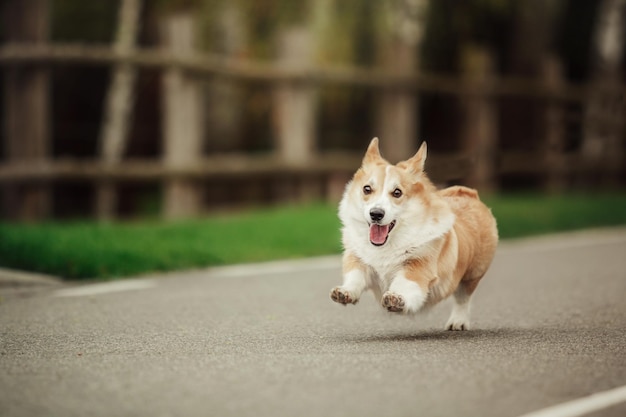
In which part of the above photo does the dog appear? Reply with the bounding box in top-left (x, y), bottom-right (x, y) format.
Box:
top-left (330, 138), bottom-right (498, 330)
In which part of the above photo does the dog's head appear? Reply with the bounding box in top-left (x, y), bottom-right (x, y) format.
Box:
top-left (340, 137), bottom-right (451, 248)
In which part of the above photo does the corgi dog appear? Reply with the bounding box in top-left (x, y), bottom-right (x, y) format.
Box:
top-left (330, 138), bottom-right (498, 330)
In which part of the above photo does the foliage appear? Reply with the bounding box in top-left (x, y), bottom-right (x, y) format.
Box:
top-left (48, 0), bottom-right (605, 80)
top-left (52, 0), bottom-right (118, 43)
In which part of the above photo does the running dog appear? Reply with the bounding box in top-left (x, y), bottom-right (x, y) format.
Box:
top-left (330, 138), bottom-right (498, 330)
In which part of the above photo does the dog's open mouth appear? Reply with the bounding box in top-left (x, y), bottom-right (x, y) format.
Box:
top-left (369, 221), bottom-right (396, 246)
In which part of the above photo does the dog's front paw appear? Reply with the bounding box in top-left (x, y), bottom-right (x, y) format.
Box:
top-left (330, 287), bottom-right (358, 305)
top-left (382, 292), bottom-right (405, 313)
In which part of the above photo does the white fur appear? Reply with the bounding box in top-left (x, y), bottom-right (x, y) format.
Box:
top-left (361, 166), bottom-right (398, 225)
top-left (445, 299), bottom-right (471, 331)
top-left (339, 176), bottom-right (455, 312)
top-left (445, 286), bottom-right (472, 330)
top-left (338, 180), bottom-right (455, 302)
top-left (337, 268), bottom-right (368, 302)
top-left (384, 273), bottom-right (427, 314)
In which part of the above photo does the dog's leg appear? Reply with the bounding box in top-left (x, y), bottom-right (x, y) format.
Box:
top-left (445, 281), bottom-right (477, 331)
top-left (382, 265), bottom-right (430, 314)
top-left (330, 269), bottom-right (367, 305)
top-left (330, 253), bottom-right (367, 305)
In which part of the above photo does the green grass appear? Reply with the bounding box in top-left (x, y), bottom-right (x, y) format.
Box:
top-left (0, 204), bottom-right (342, 280)
top-left (1, 194), bottom-right (626, 280)
top-left (484, 193), bottom-right (626, 238)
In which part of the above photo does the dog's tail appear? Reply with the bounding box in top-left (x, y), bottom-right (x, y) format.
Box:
top-left (438, 185), bottom-right (479, 200)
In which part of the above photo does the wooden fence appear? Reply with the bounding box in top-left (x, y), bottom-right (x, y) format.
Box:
top-left (1, 3), bottom-right (625, 221)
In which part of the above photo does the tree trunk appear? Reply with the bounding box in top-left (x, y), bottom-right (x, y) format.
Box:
top-left (542, 56), bottom-right (567, 193)
top-left (460, 45), bottom-right (497, 193)
top-left (97, 0), bottom-right (142, 220)
top-left (502, 0), bottom-right (559, 166)
top-left (2, 0), bottom-right (51, 221)
top-left (581, 0), bottom-right (626, 188)
top-left (205, 3), bottom-right (246, 153)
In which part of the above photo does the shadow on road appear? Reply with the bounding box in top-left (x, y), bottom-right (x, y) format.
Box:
top-left (343, 328), bottom-right (525, 343)
top-left (334, 326), bottom-right (620, 347)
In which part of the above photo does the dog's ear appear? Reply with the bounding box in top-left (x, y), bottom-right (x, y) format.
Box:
top-left (362, 137), bottom-right (382, 166)
top-left (403, 141), bottom-right (427, 173)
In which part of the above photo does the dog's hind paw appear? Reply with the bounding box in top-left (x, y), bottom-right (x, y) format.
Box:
top-left (330, 287), bottom-right (358, 305)
top-left (382, 292), bottom-right (405, 313)
top-left (445, 306), bottom-right (471, 330)
top-left (445, 319), bottom-right (470, 331)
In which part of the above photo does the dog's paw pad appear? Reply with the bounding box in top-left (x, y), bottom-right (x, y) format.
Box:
top-left (330, 287), bottom-right (358, 305)
top-left (382, 292), bottom-right (405, 313)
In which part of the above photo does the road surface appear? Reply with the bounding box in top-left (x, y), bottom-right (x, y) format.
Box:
top-left (1, 228), bottom-right (626, 417)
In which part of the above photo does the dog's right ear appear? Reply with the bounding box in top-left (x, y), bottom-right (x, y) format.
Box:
top-left (362, 137), bottom-right (382, 166)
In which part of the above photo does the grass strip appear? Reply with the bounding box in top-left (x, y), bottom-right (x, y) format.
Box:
top-left (1, 194), bottom-right (625, 280)
top-left (484, 193), bottom-right (626, 238)
top-left (0, 204), bottom-right (341, 280)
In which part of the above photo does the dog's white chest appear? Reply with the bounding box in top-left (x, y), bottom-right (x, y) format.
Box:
top-left (362, 245), bottom-right (419, 289)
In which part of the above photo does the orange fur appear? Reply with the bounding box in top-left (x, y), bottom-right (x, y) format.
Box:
top-left (342, 252), bottom-right (365, 275)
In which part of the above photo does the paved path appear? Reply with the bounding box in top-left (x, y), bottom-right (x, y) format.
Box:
top-left (1, 229), bottom-right (626, 417)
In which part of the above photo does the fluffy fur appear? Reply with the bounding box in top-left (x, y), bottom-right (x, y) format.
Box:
top-left (330, 138), bottom-right (498, 330)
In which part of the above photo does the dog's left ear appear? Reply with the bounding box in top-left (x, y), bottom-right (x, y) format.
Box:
top-left (401, 141), bottom-right (427, 174)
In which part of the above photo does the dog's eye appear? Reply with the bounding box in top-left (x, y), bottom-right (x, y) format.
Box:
top-left (392, 188), bottom-right (403, 198)
top-left (363, 185), bottom-right (372, 195)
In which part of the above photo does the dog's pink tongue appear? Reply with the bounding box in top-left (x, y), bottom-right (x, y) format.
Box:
top-left (370, 224), bottom-right (390, 245)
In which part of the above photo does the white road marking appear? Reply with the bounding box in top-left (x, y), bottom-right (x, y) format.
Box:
top-left (205, 228), bottom-right (626, 279)
top-left (206, 255), bottom-right (341, 279)
top-left (517, 384), bottom-right (626, 417)
top-left (498, 227), bottom-right (626, 254)
top-left (48, 228), bottom-right (626, 293)
top-left (54, 279), bottom-right (156, 297)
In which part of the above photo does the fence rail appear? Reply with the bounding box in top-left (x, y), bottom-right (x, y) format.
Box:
top-left (0, 42), bottom-right (598, 100)
top-left (0, 153), bottom-right (470, 182)
top-left (1, 151), bottom-right (620, 183)
top-left (1, 23), bottom-right (625, 220)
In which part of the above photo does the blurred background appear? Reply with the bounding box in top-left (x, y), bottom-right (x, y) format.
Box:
top-left (1, 0), bottom-right (625, 222)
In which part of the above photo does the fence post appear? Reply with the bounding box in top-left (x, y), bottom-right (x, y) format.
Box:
top-left (460, 45), bottom-right (497, 192)
top-left (205, 3), bottom-right (246, 153)
top-left (96, 0), bottom-right (142, 220)
top-left (160, 14), bottom-right (204, 218)
top-left (1, 0), bottom-right (51, 221)
top-left (581, 0), bottom-right (626, 188)
top-left (272, 27), bottom-right (317, 202)
top-left (375, 45), bottom-right (417, 164)
top-left (326, 172), bottom-right (351, 204)
top-left (582, 79), bottom-right (626, 187)
top-left (542, 55), bottom-right (566, 193)
top-left (273, 27), bottom-right (316, 165)
top-left (375, 0), bottom-right (427, 163)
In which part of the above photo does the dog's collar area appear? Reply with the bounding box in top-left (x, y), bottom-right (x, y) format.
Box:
top-left (369, 220), bottom-right (396, 246)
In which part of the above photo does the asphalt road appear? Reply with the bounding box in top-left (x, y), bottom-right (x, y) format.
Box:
top-left (1, 228), bottom-right (626, 417)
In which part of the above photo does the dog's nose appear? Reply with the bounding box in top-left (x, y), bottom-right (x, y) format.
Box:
top-left (369, 208), bottom-right (385, 222)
